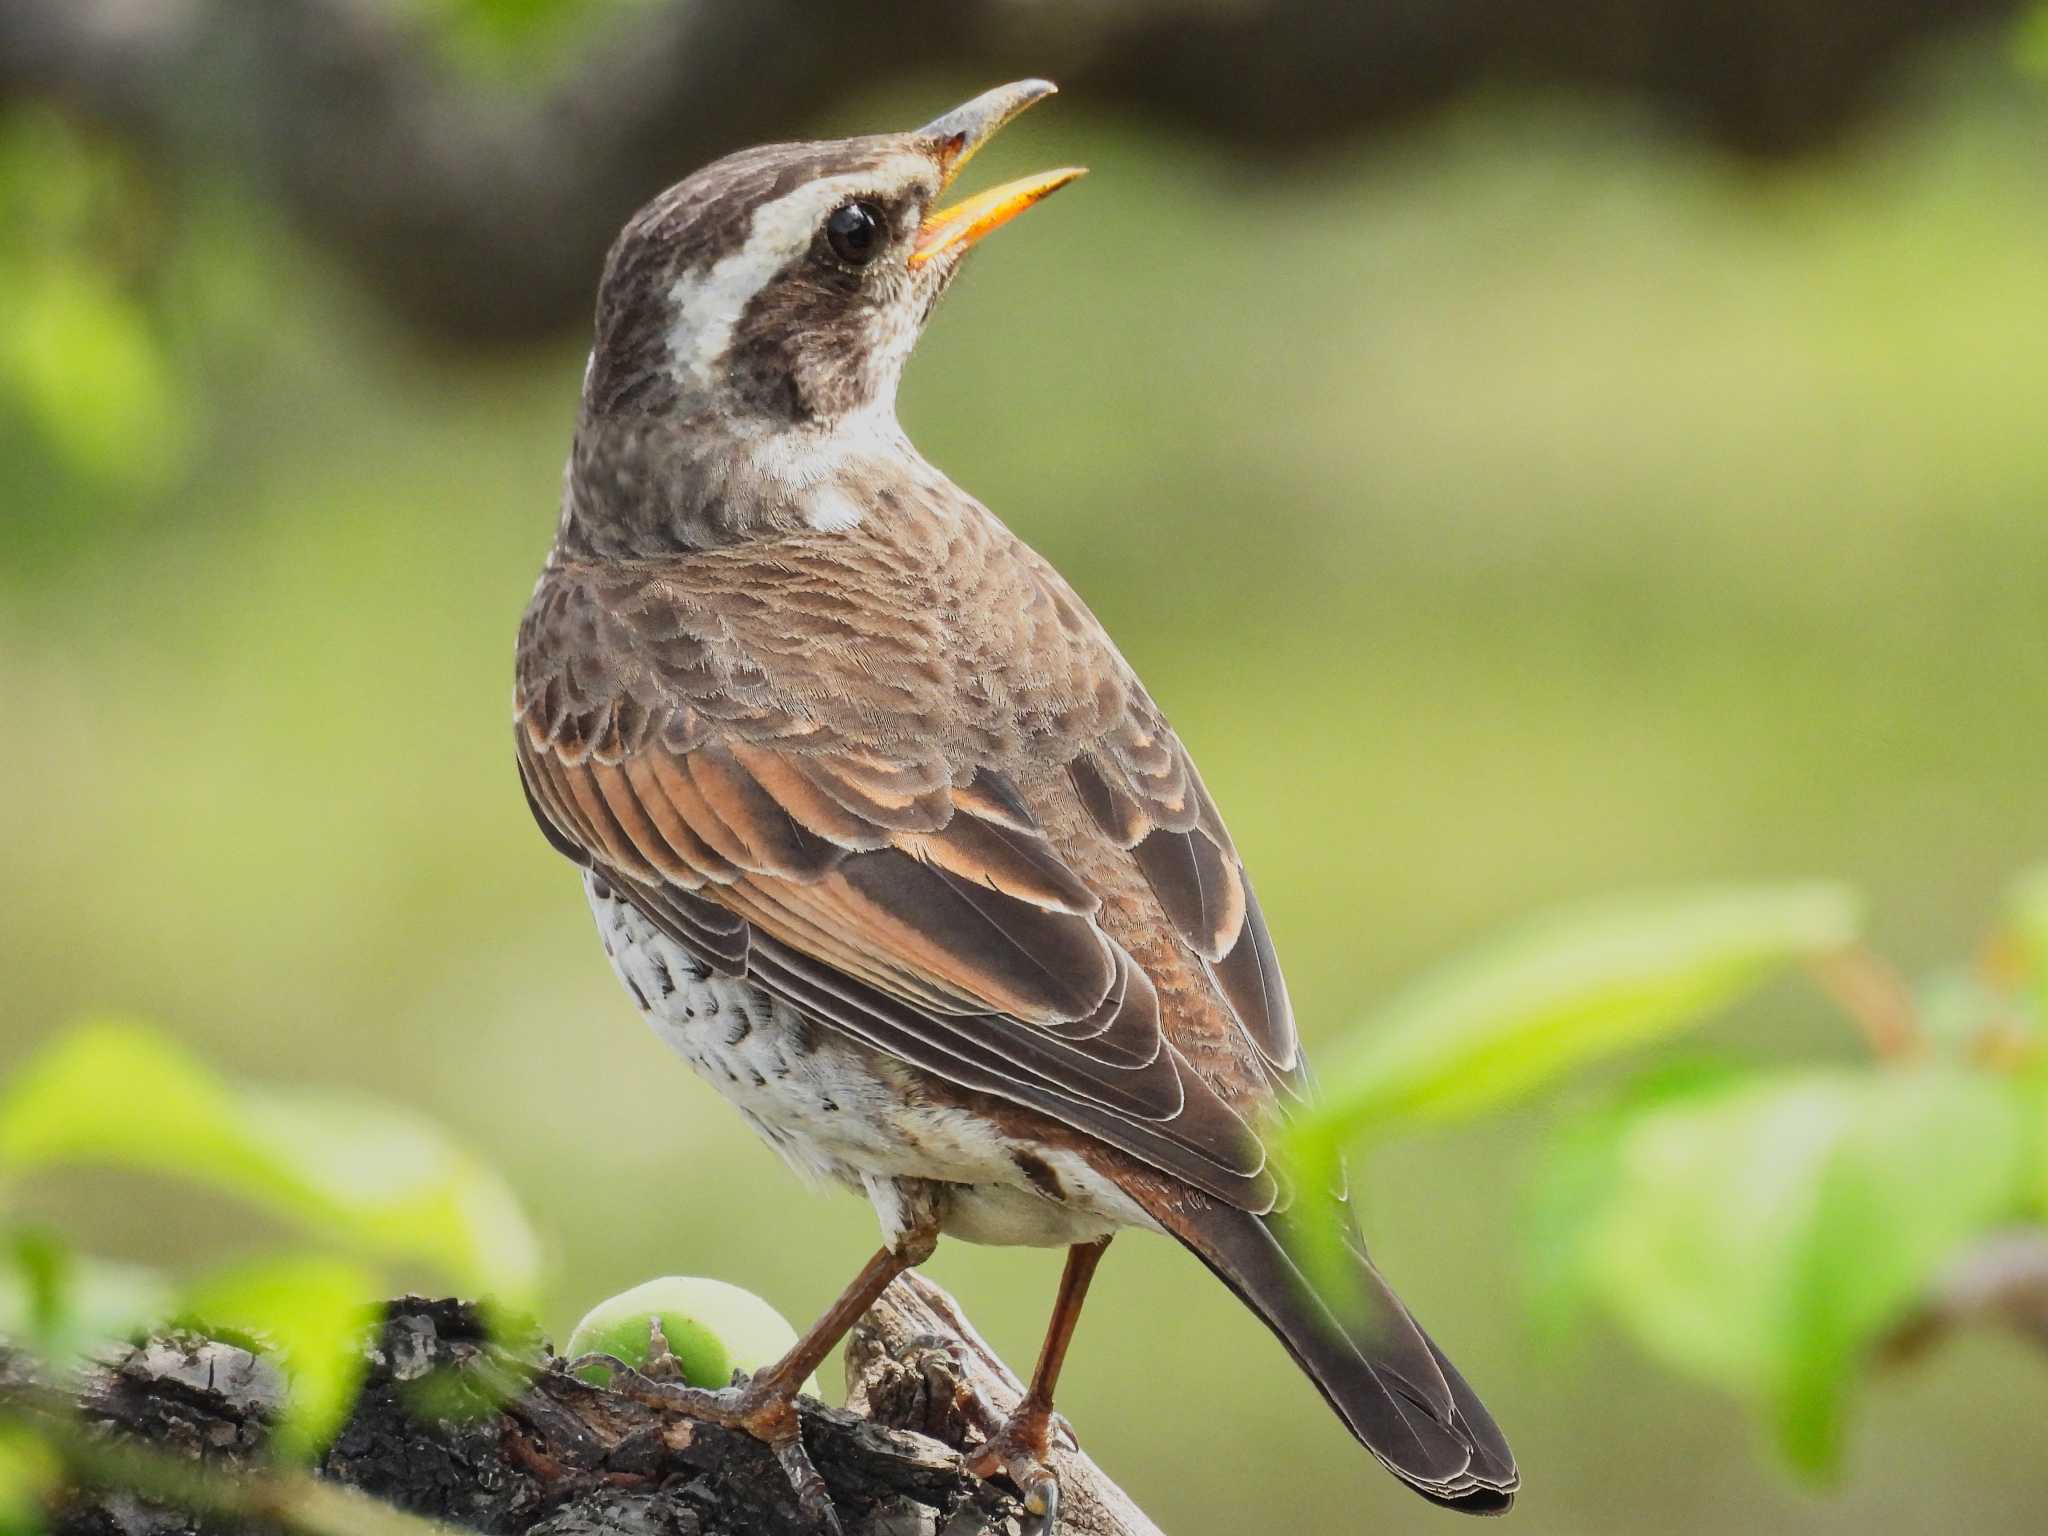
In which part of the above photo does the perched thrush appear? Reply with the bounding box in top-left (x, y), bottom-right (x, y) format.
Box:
top-left (515, 81), bottom-right (1517, 1528)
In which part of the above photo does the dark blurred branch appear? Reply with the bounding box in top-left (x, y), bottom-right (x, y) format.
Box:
top-left (6, 1288), bottom-right (1152, 1536)
top-left (1883, 1230), bottom-right (2048, 1363)
top-left (0, 0), bottom-right (2021, 345)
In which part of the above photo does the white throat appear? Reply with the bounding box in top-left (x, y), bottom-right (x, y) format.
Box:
top-left (753, 400), bottom-right (916, 532)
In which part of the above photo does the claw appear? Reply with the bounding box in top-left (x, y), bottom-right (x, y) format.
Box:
top-left (1020, 1476), bottom-right (1060, 1536)
top-left (567, 1357), bottom-right (844, 1533)
top-left (745, 1394), bottom-right (842, 1535)
top-left (772, 1430), bottom-right (843, 1536)
top-left (966, 1404), bottom-right (1063, 1536)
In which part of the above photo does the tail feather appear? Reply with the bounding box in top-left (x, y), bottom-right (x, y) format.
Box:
top-left (1151, 1191), bottom-right (1518, 1513)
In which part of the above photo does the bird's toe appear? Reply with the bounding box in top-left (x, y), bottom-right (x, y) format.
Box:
top-left (966, 1405), bottom-right (1062, 1535)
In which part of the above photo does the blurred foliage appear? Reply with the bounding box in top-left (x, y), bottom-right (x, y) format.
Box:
top-left (0, 1422), bottom-right (61, 1535)
top-left (417, 0), bottom-right (652, 75)
top-left (176, 1255), bottom-right (384, 1459)
top-left (0, 0), bottom-right (644, 518)
top-left (0, 107), bottom-right (284, 571)
top-left (2010, 868), bottom-right (2048, 1018)
top-left (0, 1019), bottom-right (539, 1305)
top-left (1294, 882), bottom-right (1862, 1136)
top-left (0, 1019), bottom-right (540, 1460)
top-left (2019, 4), bottom-right (2048, 76)
top-left (1580, 1065), bottom-right (2023, 1473)
top-left (0, 1231), bottom-right (171, 1367)
top-left (0, 110), bottom-right (189, 499)
top-left (1291, 869), bottom-right (2048, 1476)
top-left (3, 27), bottom-right (2048, 1536)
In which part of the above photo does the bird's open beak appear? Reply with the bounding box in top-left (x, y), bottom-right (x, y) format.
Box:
top-left (911, 80), bottom-right (1085, 269)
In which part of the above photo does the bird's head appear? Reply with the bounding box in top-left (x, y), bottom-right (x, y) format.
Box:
top-left (581, 81), bottom-right (1082, 433)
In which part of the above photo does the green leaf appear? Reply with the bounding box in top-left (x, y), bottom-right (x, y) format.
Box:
top-left (0, 1019), bottom-right (540, 1306)
top-left (1521, 1058), bottom-right (1753, 1343)
top-left (178, 1254), bottom-right (380, 1460)
top-left (0, 262), bottom-right (187, 489)
top-left (2, 1230), bottom-right (67, 1344)
top-left (1584, 1067), bottom-right (2027, 1475)
top-left (1297, 883), bottom-right (1862, 1141)
top-left (0, 1422), bottom-right (59, 1535)
top-left (425, 0), bottom-right (647, 75)
top-left (0, 1231), bottom-right (173, 1362)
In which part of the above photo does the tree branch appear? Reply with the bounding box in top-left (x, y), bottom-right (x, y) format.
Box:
top-left (1806, 944), bottom-right (1922, 1060)
top-left (848, 1272), bottom-right (1163, 1536)
top-left (6, 1286), bottom-right (1159, 1536)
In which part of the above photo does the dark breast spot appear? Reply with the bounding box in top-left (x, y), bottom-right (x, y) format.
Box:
top-left (1011, 1150), bottom-right (1066, 1203)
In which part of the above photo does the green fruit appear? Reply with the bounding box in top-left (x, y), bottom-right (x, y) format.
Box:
top-left (563, 1276), bottom-right (813, 1393)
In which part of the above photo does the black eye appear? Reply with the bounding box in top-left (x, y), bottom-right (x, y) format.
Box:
top-left (825, 201), bottom-right (885, 265)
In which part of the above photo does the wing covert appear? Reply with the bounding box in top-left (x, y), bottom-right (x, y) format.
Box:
top-left (516, 563), bottom-right (1291, 1210)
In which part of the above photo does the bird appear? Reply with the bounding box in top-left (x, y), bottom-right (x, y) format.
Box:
top-left (514, 79), bottom-right (1517, 1530)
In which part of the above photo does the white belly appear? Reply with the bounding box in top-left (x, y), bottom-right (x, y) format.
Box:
top-left (586, 875), bottom-right (1155, 1248)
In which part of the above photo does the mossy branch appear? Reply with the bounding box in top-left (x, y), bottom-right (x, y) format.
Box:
top-left (6, 1284), bottom-right (1160, 1536)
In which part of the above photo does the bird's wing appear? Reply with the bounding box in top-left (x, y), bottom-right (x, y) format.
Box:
top-left (515, 563), bottom-right (1297, 1212)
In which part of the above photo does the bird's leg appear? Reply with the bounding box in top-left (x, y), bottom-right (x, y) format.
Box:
top-left (966, 1236), bottom-right (1111, 1534)
top-left (575, 1219), bottom-right (939, 1535)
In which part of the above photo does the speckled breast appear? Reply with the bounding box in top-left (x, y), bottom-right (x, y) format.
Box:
top-left (583, 872), bottom-right (1154, 1249)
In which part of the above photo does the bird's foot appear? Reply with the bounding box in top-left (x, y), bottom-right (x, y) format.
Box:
top-left (567, 1353), bottom-right (840, 1535)
top-left (965, 1398), bottom-right (1062, 1536)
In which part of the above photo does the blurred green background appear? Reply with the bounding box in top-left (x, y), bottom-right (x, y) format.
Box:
top-left (5, 3), bottom-right (2047, 1531)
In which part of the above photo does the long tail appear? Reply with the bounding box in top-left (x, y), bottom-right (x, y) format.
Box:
top-left (1143, 1187), bottom-right (1518, 1512)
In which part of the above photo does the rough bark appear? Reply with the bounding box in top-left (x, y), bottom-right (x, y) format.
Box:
top-left (847, 1274), bottom-right (1160, 1536)
top-left (5, 1283), bottom-right (1158, 1536)
top-left (0, 0), bottom-right (2020, 346)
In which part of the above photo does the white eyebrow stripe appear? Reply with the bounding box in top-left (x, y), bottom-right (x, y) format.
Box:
top-left (664, 158), bottom-right (924, 392)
